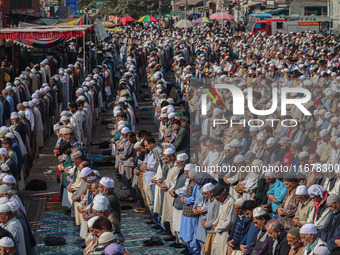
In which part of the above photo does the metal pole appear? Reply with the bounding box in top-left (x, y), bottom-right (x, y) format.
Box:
top-left (185, 0), bottom-right (187, 19)
top-left (83, 30), bottom-right (86, 74)
top-left (203, 0), bottom-right (206, 16)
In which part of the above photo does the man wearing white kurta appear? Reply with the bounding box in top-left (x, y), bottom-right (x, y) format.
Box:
top-left (211, 186), bottom-right (236, 255)
top-left (0, 202), bottom-right (26, 255)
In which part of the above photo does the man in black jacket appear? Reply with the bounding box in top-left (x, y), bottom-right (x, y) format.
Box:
top-left (266, 219), bottom-right (290, 255)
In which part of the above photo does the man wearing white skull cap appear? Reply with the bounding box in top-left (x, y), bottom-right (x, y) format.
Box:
top-left (0, 236), bottom-right (15, 254)
top-left (97, 177), bottom-right (121, 223)
top-left (299, 223), bottom-right (325, 255)
top-left (199, 181), bottom-right (219, 250)
top-left (0, 203), bottom-right (26, 254)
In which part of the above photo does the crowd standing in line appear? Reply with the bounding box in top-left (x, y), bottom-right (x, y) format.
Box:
top-left (0, 23), bottom-right (340, 255)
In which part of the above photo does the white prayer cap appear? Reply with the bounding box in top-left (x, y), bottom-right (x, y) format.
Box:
top-left (229, 139), bottom-right (242, 147)
top-left (235, 198), bottom-right (245, 206)
top-left (296, 185), bottom-right (308, 195)
top-left (189, 168), bottom-right (199, 178)
top-left (308, 184), bottom-right (324, 198)
top-left (121, 127), bottom-right (130, 134)
top-left (168, 112), bottom-right (176, 119)
top-left (100, 177), bottom-right (114, 188)
top-left (234, 155), bottom-right (245, 163)
top-left (319, 109), bottom-right (327, 115)
top-left (32, 99), bottom-right (39, 104)
top-left (298, 151), bottom-right (309, 158)
top-left (2, 175), bottom-right (15, 184)
top-left (252, 159), bottom-right (262, 167)
top-left (319, 129), bottom-right (329, 137)
top-left (253, 207), bottom-right (267, 218)
top-left (58, 69), bottom-right (64, 74)
top-left (0, 237), bottom-right (14, 248)
top-left (88, 216), bottom-right (99, 228)
top-left (71, 150), bottom-right (82, 159)
top-left (93, 195), bottom-right (109, 211)
top-left (28, 101), bottom-right (34, 108)
top-left (80, 167), bottom-right (93, 178)
top-left (266, 137), bottom-right (277, 148)
top-left (117, 120), bottom-right (125, 126)
top-left (167, 98), bottom-right (174, 104)
top-left (185, 163), bottom-right (196, 171)
top-left (76, 88), bottom-right (84, 94)
top-left (60, 116), bottom-right (69, 122)
top-left (134, 142), bottom-right (141, 149)
top-left (224, 144), bottom-right (230, 150)
top-left (331, 136), bottom-right (337, 142)
top-left (60, 111), bottom-right (70, 117)
top-left (0, 148), bottom-right (8, 155)
top-left (0, 197), bottom-right (9, 205)
top-left (31, 93), bottom-right (39, 99)
top-left (249, 127), bottom-right (259, 132)
top-left (0, 204), bottom-right (11, 213)
top-left (331, 117), bottom-right (339, 123)
top-left (264, 171), bottom-right (274, 178)
top-left (164, 148), bottom-right (175, 155)
top-left (0, 164), bottom-right (9, 172)
top-left (299, 223), bottom-right (317, 234)
top-left (23, 101), bottom-right (29, 107)
top-left (10, 112), bottom-right (18, 119)
top-left (114, 110), bottom-right (121, 117)
top-left (325, 112), bottom-right (332, 119)
top-left (7, 201), bottom-right (18, 212)
top-left (117, 124), bottom-right (125, 131)
top-left (327, 194), bottom-right (340, 204)
top-left (53, 124), bottom-right (61, 131)
top-left (4, 132), bottom-right (14, 139)
top-left (160, 113), bottom-right (168, 118)
top-left (313, 110), bottom-right (319, 115)
top-left (203, 183), bottom-right (215, 192)
top-left (176, 153), bottom-right (188, 161)
top-left (337, 138), bottom-right (340, 146)
top-left (314, 246), bottom-right (330, 255)
top-left (98, 232), bottom-right (115, 244)
top-left (280, 136), bottom-right (291, 143)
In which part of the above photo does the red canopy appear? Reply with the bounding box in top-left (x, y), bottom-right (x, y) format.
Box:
top-left (0, 25), bottom-right (93, 40)
top-left (120, 16), bottom-right (135, 22)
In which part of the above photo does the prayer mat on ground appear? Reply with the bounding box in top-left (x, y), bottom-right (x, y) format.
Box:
top-left (35, 212), bottom-right (185, 254)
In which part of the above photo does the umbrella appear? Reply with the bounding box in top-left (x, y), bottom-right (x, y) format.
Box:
top-left (120, 16), bottom-right (135, 22)
top-left (210, 12), bottom-right (234, 21)
top-left (190, 13), bottom-right (201, 17)
top-left (174, 19), bottom-right (194, 28)
top-left (195, 17), bottom-right (212, 23)
top-left (138, 15), bottom-right (157, 22)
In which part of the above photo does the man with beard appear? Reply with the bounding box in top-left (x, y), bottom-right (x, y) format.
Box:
top-left (266, 219), bottom-right (290, 255)
top-left (0, 236), bottom-right (16, 255)
top-left (277, 173), bottom-right (299, 230)
top-left (211, 186), bottom-right (236, 255)
top-left (287, 227), bottom-right (304, 255)
top-left (321, 194), bottom-right (340, 253)
top-left (10, 113), bottom-right (26, 145)
top-left (168, 153), bottom-right (189, 245)
top-left (292, 185), bottom-right (314, 228)
top-left (265, 137), bottom-right (285, 166)
top-left (246, 207), bottom-right (271, 255)
top-left (299, 224), bottom-right (326, 255)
